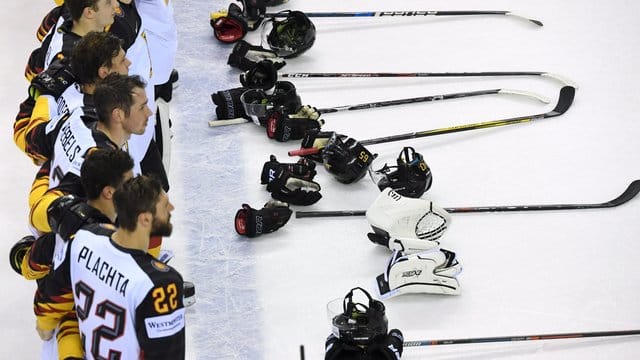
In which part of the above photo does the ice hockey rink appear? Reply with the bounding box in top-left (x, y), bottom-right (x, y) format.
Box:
top-left (2, 0), bottom-right (640, 359)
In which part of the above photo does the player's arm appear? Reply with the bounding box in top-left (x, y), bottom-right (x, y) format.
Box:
top-left (135, 273), bottom-right (186, 359)
top-left (20, 232), bottom-right (56, 280)
top-left (29, 171), bottom-right (83, 233)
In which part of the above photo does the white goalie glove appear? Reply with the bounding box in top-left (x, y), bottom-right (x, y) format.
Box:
top-left (376, 248), bottom-right (462, 299)
top-left (366, 188), bottom-right (452, 254)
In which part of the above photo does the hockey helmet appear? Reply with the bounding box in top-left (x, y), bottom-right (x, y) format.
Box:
top-left (370, 147), bottom-right (432, 198)
top-left (329, 287), bottom-right (388, 346)
top-left (266, 11), bottom-right (316, 58)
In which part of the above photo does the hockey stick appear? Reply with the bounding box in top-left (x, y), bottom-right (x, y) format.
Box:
top-left (287, 85), bottom-right (575, 156)
top-left (207, 88), bottom-right (549, 127)
top-left (403, 329), bottom-right (640, 347)
top-left (282, 71), bottom-right (576, 87)
top-left (294, 179), bottom-right (640, 218)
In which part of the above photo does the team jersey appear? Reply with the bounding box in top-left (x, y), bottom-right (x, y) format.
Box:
top-left (25, 17), bottom-right (79, 82)
top-left (67, 225), bottom-right (185, 359)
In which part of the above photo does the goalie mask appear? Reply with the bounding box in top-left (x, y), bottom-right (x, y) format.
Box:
top-left (328, 287), bottom-right (388, 346)
top-left (265, 11), bottom-right (316, 58)
top-left (369, 147), bottom-right (433, 198)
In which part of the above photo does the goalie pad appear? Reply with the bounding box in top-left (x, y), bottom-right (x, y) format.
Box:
top-left (266, 168), bottom-right (322, 205)
top-left (376, 249), bottom-right (462, 299)
top-left (234, 200), bottom-right (292, 237)
top-left (366, 188), bottom-right (451, 254)
top-left (211, 87), bottom-right (251, 120)
top-left (261, 154), bottom-right (316, 184)
top-left (322, 133), bottom-right (376, 184)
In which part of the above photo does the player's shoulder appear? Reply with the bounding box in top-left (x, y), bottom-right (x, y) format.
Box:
top-left (75, 223), bottom-right (117, 238)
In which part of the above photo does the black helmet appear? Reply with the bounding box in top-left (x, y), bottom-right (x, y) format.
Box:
top-left (371, 147), bottom-right (432, 198)
top-left (330, 287), bottom-right (388, 346)
top-left (266, 11), bottom-right (316, 58)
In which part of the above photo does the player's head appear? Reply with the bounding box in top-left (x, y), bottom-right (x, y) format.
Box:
top-left (66, 0), bottom-right (118, 28)
top-left (94, 74), bottom-right (151, 135)
top-left (114, 176), bottom-right (174, 236)
top-left (71, 31), bottom-right (130, 86)
top-left (81, 148), bottom-right (134, 201)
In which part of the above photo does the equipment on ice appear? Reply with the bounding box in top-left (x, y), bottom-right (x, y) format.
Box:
top-left (369, 147), bottom-right (433, 198)
top-left (328, 287), bottom-right (389, 346)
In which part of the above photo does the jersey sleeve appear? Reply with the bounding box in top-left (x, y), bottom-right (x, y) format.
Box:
top-left (14, 94), bottom-right (60, 164)
top-left (21, 232), bottom-right (56, 280)
top-left (135, 270), bottom-right (186, 359)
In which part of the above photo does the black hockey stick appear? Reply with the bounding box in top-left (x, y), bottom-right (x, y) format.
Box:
top-left (282, 71), bottom-right (576, 87)
top-left (294, 179), bottom-right (640, 218)
top-left (288, 86), bottom-right (575, 156)
top-left (403, 329), bottom-right (640, 347)
top-left (207, 88), bottom-right (549, 127)
top-left (211, 7), bottom-right (542, 43)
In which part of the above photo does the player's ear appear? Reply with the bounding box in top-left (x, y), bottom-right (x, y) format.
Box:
top-left (102, 185), bottom-right (116, 200)
top-left (137, 211), bottom-right (153, 229)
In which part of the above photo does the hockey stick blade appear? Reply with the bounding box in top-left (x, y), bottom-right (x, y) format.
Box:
top-left (294, 179), bottom-right (640, 218)
top-left (404, 329), bottom-right (640, 347)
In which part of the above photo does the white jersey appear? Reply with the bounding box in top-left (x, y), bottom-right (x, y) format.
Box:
top-left (136, 0), bottom-right (178, 84)
top-left (69, 225), bottom-right (185, 359)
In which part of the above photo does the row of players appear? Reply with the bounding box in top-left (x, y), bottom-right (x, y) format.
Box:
top-left (10, 1), bottom-right (187, 359)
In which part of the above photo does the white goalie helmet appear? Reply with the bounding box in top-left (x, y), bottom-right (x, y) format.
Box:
top-left (365, 188), bottom-right (451, 254)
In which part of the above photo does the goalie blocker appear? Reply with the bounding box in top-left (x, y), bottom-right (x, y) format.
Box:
top-left (376, 248), bottom-right (462, 299)
top-left (366, 188), bottom-right (451, 253)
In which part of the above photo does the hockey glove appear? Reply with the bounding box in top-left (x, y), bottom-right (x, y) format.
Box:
top-left (366, 329), bottom-right (404, 360)
top-left (322, 133), bottom-right (376, 184)
top-left (29, 58), bottom-right (76, 99)
top-left (376, 249), bottom-right (461, 299)
top-left (325, 334), bottom-right (365, 360)
top-left (234, 200), bottom-right (292, 237)
top-left (239, 59), bottom-right (283, 89)
top-left (211, 87), bottom-right (251, 120)
top-left (266, 168), bottom-right (322, 205)
top-left (266, 108), bottom-right (324, 142)
top-left (211, 3), bottom-right (249, 43)
top-left (366, 188), bottom-right (451, 253)
top-left (228, 41), bottom-right (286, 72)
top-left (47, 195), bottom-right (97, 241)
top-left (261, 154), bottom-right (316, 184)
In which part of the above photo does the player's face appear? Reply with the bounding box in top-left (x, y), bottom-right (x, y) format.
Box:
top-left (151, 191), bottom-right (174, 237)
top-left (106, 48), bottom-right (131, 76)
top-left (93, 0), bottom-right (118, 29)
top-left (122, 87), bottom-right (152, 135)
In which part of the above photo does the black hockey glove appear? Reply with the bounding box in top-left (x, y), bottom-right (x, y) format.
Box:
top-left (325, 334), bottom-right (365, 360)
top-left (266, 106), bottom-right (324, 142)
top-left (261, 154), bottom-right (316, 184)
top-left (266, 168), bottom-right (322, 205)
top-left (323, 133), bottom-right (376, 184)
top-left (234, 200), bottom-right (292, 237)
top-left (211, 87), bottom-right (251, 120)
top-left (240, 59), bottom-right (279, 89)
top-left (47, 195), bottom-right (94, 241)
top-left (29, 58), bottom-right (76, 99)
top-left (365, 329), bottom-right (404, 360)
top-left (228, 41), bottom-right (286, 72)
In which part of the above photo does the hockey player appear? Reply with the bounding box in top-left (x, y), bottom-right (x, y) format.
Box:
top-left (16, 149), bottom-right (134, 359)
top-left (41, 175), bottom-right (185, 359)
top-left (14, 31), bottom-right (131, 165)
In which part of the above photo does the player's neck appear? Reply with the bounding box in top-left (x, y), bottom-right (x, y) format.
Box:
top-left (111, 228), bottom-right (150, 252)
top-left (96, 122), bottom-right (129, 148)
top-left (72, 20), bottom-right (104, 37)
top-left (87, 198), bottom-right (117, 224)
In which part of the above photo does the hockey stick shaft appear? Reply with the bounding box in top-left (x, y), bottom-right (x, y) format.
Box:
top-left (404, 329), bottom-right (640, 347)
top-left (208, 88), bottom-right (548, 127)
top-left (288, 86), bottom-right (575, 155)
top-left (282, 72), bottom-right (576, 87)
top-left (294, 180), bottom-right (640, 218)
top-left (264, 11), bottom-right (543, 26)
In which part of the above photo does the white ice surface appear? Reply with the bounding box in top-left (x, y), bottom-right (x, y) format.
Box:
top-left (2, 1), bottom-right (640, 359)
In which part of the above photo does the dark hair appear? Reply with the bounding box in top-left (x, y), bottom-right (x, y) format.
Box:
top-left (113, 176), bottom-right (162, 231)
top-left (93, 74), bottom-right (146, 124)
top-left (65, 0), bottom-right (101, 22)
top-left (71, 31), bottom-right (123, 85)
top-left (80, 148), bottom-right (134, 200)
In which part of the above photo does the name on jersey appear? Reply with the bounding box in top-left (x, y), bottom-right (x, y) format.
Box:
top-left (78, 245), bottom-right (130, 296)
top-left (60, 121), bottom-right (82, 162)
